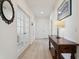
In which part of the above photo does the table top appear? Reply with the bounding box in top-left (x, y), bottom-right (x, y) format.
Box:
top-left (49, 35), bottom-right (79, 45)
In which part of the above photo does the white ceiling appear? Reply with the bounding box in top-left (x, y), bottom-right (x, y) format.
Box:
top-left (26, 0), bottom-right (57, 18)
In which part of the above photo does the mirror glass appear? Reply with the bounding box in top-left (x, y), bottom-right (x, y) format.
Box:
top-left (3, 1), bottom-right (13, 20)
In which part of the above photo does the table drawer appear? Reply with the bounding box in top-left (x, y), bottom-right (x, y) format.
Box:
top-left (59, 45), bottom-right (76, 53)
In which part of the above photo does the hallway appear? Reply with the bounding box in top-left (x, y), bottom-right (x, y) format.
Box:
top-left (18, 39), bottom-right (52, 59)
top-left (0, 0), bottom-right (79, 59)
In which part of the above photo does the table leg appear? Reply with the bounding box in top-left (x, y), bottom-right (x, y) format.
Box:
top-left (49, 40), bottom-right (51, 49)
top-left (71, 53), bottom-right (75, 59)
top-left (56, 51), bottom-right (61, 59)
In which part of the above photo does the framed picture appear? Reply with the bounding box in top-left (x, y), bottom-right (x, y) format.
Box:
top-left (57, 0), bottom-right (72, 20)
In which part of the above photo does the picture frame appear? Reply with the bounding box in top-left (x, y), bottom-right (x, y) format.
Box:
top-left (57, 0), bottom-right (72, 20)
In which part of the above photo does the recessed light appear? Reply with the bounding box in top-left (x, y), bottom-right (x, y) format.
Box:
top-left (40, 11), bottom-right (44, 14)
top-left (58, 11), bottom-right (61, 14)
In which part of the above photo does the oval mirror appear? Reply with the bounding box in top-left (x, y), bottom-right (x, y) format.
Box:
top-left (3, 1), bottom-right (13, 20)
top-left (1, 0), bottom-right (15, 24)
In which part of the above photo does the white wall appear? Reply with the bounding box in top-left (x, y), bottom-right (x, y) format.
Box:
top-left (51, 0), bottom-right (79, 42)
top-left (0, 19), bottom-right (17, 59)
top-left (0, 0), bottom-right (35, 59)
top-left (74, 0), bottom-right (79, 59)
top-left (29, 16), bottom-right (36, 42)
top-left (0, 0), bottom-right (17, 59)
top-left (50, 0), bottom-right (79, 59)
top-left (35, 17), bottom-right (50, 39)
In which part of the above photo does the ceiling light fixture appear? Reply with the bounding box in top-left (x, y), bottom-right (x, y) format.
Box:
top-left (40, 11), bottom-right (44, 14)
top-left (58, 11), bottom-right (61, 14)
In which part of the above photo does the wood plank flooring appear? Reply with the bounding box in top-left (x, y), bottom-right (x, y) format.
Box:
top-left (18, 39), bottom-right (52, 59)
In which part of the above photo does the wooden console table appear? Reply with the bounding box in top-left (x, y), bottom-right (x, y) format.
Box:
top-left (49, 35), bottom-right (79, 59)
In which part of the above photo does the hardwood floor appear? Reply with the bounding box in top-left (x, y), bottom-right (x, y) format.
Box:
top-left (18, 39), bottom-right (52, 59)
